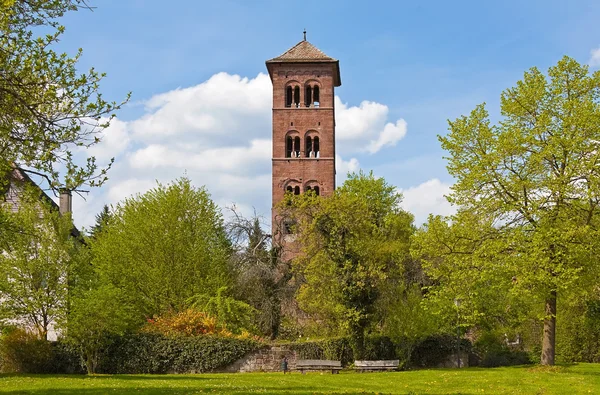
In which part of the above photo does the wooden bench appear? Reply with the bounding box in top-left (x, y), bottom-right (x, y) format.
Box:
top-left (296, 359), bottom-right (342, 374)
top-left (354, 360), bottom-right (399, 372)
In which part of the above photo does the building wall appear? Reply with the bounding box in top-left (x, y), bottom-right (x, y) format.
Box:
top-left (270, 62), bottom-right (337, 247)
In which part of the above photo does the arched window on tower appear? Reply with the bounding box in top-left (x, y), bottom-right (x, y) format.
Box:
top-left (313, 86), bottom-right (320, 107)
top-left (293, 136), bottom-right (301, 158)
top-left (305, 184), bottom-right (321, 196)
top-left (286, 136), bottom-right (293, 158)
top-left (293, 86), bottom-right (300, 108)
top-left (285, 86), bottom-right (293, 107)
top-left (305, 86), bottom-right (312, 107)
top-left (305, 133), bottom-right (320, 158)
top-left (285, 182), bottom-right (301, 196)
top-left (305, 136), bottom-right (313, 157)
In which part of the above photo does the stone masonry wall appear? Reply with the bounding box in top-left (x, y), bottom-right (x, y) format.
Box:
top-left (221, 345), bottom-right (298, 373)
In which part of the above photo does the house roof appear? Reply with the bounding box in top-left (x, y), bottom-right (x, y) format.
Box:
top-left (5, 167), bottom-right (81, 238)
top-left (266, 39), bottom-right (341, 86)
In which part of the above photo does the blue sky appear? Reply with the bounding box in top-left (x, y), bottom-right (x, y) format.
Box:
top-left (53, 0), bottom-right (600, 229)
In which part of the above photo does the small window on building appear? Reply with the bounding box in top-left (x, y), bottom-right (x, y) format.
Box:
top-left (294, 136), bottom-right (301, 158)
top-left (305, 86), bottom-right (312, 107)
top-left (313, 86), bottom-right (320, 107)
top-left (305, 136), bottom-right (313, 157)
top-left (286, 136), bottom-right (293, 158)
top-left (294, 86), bottom-right (300, 108)
top-left (314, 136), bottom-right (320, 158)
top-left (285, 86), bottom-right (292, 107)
top-left (314, 186), bottom-right (320, 196)
top-left (286, 186), bottom-right (293, 194)
top-left (294, 186), bottom-right (300, 195)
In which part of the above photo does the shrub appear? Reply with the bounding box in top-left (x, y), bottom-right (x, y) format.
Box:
top-left (0, 329), bottom-right (53, 373)
top-left (479, 348), bottom-right (531, 367)
top-left (289, 336), bottom-right (397, 366)
top-left (99, 332), bottom-right (261, 373)
top-left (410, 334), bottom-right (471, 368)
top-left (558, 298), bottom-right (600, 363)
top-left (50, 341), bottom-right (85, 374)
top-left (144, 309), bottom-right (220, 337)
top-left (473, 332), bottom-right (532, 367)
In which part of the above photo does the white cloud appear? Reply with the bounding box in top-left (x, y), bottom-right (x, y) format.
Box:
top-left (589, 47), bottom-right (600, 67)
top-left (128, 139), bottom-right (271, 174)
top-left (335, 98), bottom-right (388, 140)
top-left (336, 155), bottom-right (360, 185)
top-left (366, 119), bottom-right (407, 154)
top-left (69, 72), bottom-right (410, 230)
top-left (335, 97), bottom-right (408, 154)
top-left (107, 178), bottom-right (157, 203)
top-left (131, 73), bottom-right (271, 144)
top-left (87, 118), bottom-right (131, 161)
top-left (399, 178), bottom-right (456, 226)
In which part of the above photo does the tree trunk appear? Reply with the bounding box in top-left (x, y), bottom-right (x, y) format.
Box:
top-left (541, 290), bottom-right (557, 366)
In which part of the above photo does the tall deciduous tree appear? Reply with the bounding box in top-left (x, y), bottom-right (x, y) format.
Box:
top-left (290, 171), bottom-right (414, 358)
top-left (0, 187), bottom-right (82, 340)
top-left (92, 178), bottom-right (233, 320)
top-left (0, 0), bottom-right (128, 192)
top-left (426, 56), bottom-right (600, 365)
top-left (227, 209), bottom-right (293, 339)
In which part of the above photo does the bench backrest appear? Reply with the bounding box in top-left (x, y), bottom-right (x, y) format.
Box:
top-left (354, 360), bottom-right (399, 368)
top-left (296, 359), bottom-right (342, 368)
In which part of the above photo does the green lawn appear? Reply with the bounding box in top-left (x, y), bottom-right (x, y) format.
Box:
top-left (1, 364), bottom-right (599, 394)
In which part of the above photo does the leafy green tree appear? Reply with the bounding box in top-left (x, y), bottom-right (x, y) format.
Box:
top-left (290, 171), bottom-right (414, 358)
top-left (0, 187), bottom-right (80, 340)
top-left (66, 285), bottom-right (135, 374)
top-left (0, 0), bottom-right (128, 192)
top-left (412, 211), bottom-right (536, 354)
top-left (89, 204), bottom-right (111, 238)
top-left (421, 56), bottom-right (600, 365)
top-left (92, 178), bottom-right (233, 321)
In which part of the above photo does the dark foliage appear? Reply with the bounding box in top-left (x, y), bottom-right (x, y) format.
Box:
top-left (99, 333), bottom-right (260, 374)
top-left (1, 332), bottom-right (259, 374)
top-left (290, 336), bottom-right (397, 366)
top-left (410, 334), bottom-right (471, 368)
top-left (472, 332), bottom-right (532, 367)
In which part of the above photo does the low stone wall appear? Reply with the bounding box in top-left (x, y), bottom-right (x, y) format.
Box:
top-left (221, 345), bottom-right (297, 373)
top-left (222, 345), bottom-right (468, 372)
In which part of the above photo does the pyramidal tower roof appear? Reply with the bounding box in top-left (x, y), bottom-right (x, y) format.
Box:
top-left (267, 40), bottom-right (337, 62)
top-left (266, 37), bottom-right (341, 86)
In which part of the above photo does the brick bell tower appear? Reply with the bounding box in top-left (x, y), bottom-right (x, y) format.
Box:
top-left (266, 33), bottom-right (341, 251)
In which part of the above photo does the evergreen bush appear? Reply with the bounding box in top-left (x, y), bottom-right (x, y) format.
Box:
top-left (99, 333), bottom-right (261, 373)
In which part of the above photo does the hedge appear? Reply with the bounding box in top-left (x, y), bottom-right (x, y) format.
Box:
top-left (1, 332), bottom-right (260, 374)
top-left (99, 333), bottom-right (261, 374)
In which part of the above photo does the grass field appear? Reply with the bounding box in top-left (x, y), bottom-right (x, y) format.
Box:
top-left (1, 364), bottom-right (599, 394)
